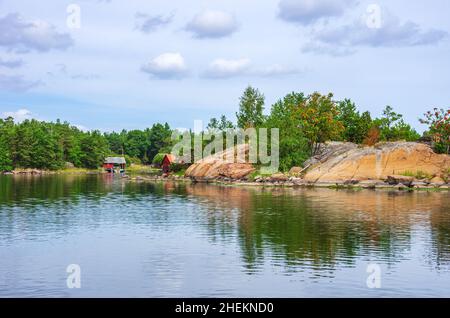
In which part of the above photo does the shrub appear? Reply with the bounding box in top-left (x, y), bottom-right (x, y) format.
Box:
top-left (420, 108), bottom-right (450, 154)
top-left (400, 170), bottom-right (432, 180)
top-left (363, 126), bottom-right (380, 146)
top-left (152, 153), bottom-right (166, 166)
top-left (169, 163), bottom-right (188, 173)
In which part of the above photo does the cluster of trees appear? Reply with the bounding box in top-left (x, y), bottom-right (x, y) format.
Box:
top-left (0, 118), bottom-right (174, 172)
top-left (1, 86), bottom-right (447, 172)
top-left (0, 118), bottom-right (109, 171)
top-left (208, 86), bottom-right (444, 171)
top-left (104, 123), bottom-right (173, 165)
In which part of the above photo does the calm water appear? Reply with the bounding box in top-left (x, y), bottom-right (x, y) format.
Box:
top-left (0, 174), bottom-right (449, 297)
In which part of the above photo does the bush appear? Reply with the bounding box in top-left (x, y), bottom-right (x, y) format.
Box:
top-left (363, 127), bottom-right (380, 146)
top-left (420, 108), bottom-right (450, 154)
top-left (400, 170), bottom-right (432, 180)
top-left (152, 153), bottom-right (166, 166)
top-left (169, 163), bottom-right (187, 173)
top-left (124, 155), bottom-right (142, 165)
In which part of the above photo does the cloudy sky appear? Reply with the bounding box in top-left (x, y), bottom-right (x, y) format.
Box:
top-left (0, 0), bottom-right (449, 132)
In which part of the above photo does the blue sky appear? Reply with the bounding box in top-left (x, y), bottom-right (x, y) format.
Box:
top-left (0, 0), bottom-right (449, 132)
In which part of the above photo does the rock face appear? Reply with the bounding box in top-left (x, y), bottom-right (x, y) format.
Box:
top-left (185, 144), bottom-right (255, 180)
top-left (304, 142), bottom-right (450, 183)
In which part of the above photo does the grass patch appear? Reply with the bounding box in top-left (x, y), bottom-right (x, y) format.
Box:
top-left (247, 169), bottom-right (273, 182)
top-left (399, 170), bottom-right (433, 180)
top-left (60, 167), bottom-right (100, 174)
top-left (126, 164), bottom-right (160, 174)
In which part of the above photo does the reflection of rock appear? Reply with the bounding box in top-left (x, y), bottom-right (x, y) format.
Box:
top-left (185, 144), bottom-right (255, 180)
top-left (304, 142), bottom-right (450, 183)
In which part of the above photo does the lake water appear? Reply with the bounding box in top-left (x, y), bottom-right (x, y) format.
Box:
top-left (0, 174), bottom-right (449, 297)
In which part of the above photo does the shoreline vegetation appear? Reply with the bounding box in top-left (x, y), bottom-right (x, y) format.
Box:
top-left (1, 87), bottom-right (449, 192)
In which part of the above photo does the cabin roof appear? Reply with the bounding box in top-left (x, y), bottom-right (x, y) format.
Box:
top-left (162, 154), bottom-right (176, 164)
top-left (104, 157), bottom-right (126, 164)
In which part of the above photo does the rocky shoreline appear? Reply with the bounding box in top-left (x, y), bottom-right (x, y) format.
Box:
top-left (129, 174), bottom-right (450, 191)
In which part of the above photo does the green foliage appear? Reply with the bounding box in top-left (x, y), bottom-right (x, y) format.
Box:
top-left (296, 92), bottom-right (345, 155)
top-left (400, 170), bottom-right (432, 180)
top-left (207, 115), bottom-right (234, 131)
top-left (104, 123), bottom-right (173, 164)
top-left (79, 131), bottom-right (109, 169)
top-left (0, 118), bottom-right (120, 171)
top-left (152, 153), bottom-right (166, 166)
top-left (0, 118), bottom-right (13, 171)
top-left (147, 123), bottom-right (173, 162)
top-left (374, 106), bottom-right (420, 142)
top-left (336, 99), bottom-right (372, 143)
top-left (169, 162), bottom-right (186, 173)
top-left (236, 86), bottom-right (265, 128)
top-left (420, 108), bottom-right (450, 154)
top-left (266, 92), bottom-right (311, 171)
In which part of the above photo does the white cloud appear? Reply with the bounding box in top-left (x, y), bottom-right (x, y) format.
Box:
top-left (304, 11), bottom-right (448, 55)
top-left (2, 108), bottom-right (34, 122)
top-left (0, 13), bottom-right (73, 52)
top-left (278, 0), bottom-right (355, 25)
top-left (0, 74), bottom-right (41, 92)
top-left (204, 59), bottom-right (301, 78)
top-left (186, 10), bottom-right (239, 38)
top-left (204, 58), bottom-right (302, 78)
top-left (204, 58), bottom-right (250, 78)
top-left (141, 52), bottom-right (188, 79)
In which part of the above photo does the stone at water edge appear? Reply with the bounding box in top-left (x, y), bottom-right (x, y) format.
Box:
top-left (270, 173), bottom-right (289, 182)
top-left (385, 175), bottom-right (414, 186)
top-left (430, 177), bottom-right (445, 185)
top-left (288, 166), bottom-right (303, 176)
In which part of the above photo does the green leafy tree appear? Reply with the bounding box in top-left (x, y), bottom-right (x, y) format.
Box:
top-left (420, 108), bottom-right (450, 154)
top-left (266, 92), bottom-right (310, 171)
top-left (236, 86), bottom-right (265, 128)
top-left (297, 92), bottom-right (344, 155)
top-left (374, 106), bottom-right (420, 141)
top-left (147, 123), bottom-right (172, 162)
top-left (207, 115), bottom-right (234, 131)
top-left (0, 118), bottom-right (13, 171)
top-left (79, 131), bottom-right (109, 169)
top-left (336, 99), bottom-right (372, 143)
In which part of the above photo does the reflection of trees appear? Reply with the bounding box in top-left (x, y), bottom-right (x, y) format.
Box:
top-left (185, 185), bottom-right (449, 271)
top-left (430, 195), bottom-right (450, 269)
top-left (1, 176), bottom-right (448, 271)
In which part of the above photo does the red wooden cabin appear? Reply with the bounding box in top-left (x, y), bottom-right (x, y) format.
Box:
top-left (161, 154), bottom-right (176, 173)
top-left (103, 157), bottom-right (126, 173)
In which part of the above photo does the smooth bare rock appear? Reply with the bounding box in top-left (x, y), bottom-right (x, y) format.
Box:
top-left (270, 173), bottom-right (288, 182)
top-left (185, 144), bottom-right (255, 180)
top-left (430, 177), bottom-right (445, 185)
top-left (217, 163), bottom-right (255, 180)
top-left (288, 166), bottom-right (303, 176)
top-left (304, 142), bottom-right (450, 183)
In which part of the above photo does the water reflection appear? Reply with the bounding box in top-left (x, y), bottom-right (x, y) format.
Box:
top-left (0, 175), bottom-right (449, 296)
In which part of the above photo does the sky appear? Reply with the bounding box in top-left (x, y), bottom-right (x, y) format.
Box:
top-left (0, 0), bottom-right (449, 132)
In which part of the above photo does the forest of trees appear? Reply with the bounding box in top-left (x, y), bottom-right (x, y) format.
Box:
top-left (1, 86), bottom-right (448, 172)
top-left (0, 118), bottom-right (173, 171)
